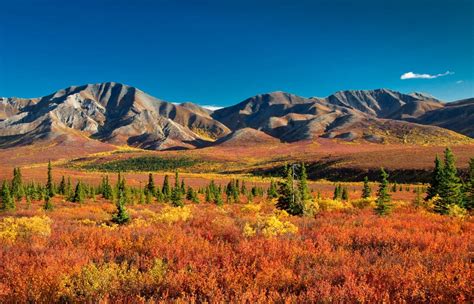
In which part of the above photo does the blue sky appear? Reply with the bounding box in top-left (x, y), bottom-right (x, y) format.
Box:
top-left (1, 0), bottom-right (472, 106)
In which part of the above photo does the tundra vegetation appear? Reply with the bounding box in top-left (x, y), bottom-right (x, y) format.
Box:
top-left (0, 148), bottom-right (472, 302)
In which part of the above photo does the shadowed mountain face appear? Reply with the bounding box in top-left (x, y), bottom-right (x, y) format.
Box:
top-left (0, 83), bottom-right (472, 150)
top-left (413, 98), bottom-right (474, 137)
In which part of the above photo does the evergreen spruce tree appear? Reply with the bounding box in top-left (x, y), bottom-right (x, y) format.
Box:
top-left (299, 163), bottom-right (311, 202)
top-left (112, 190), bottom-right (130, 225)
top-left (214, 191), bottom-right (224, 206)
top-left (251, 186), bottom-right (258, 197)
top-left (180, 179), bottom-right (186, 194)
top-left (66, 177), bottom-right (72, 198)
top-left (146, 173), bottom-right (156, 196)
top-left (170, 171), bottom-right (184, 207)
top-left (246, 191), bottom-right (254, 204)
top-left (72, 181), bottom-right (85, 204)
top-left (362, 176), bottom-right (371, 199)
top-left (333, 184), bottom-right (342, 200)
top-left (235, 180), bottom-right (240, 194)
top-left (341, 186), bottom-right (349, 201)
top-left (225, 180), bottom-right (232, 203)
top-left (275, 165), bottom-right (303, 215)
top-left (102, 176), bottom-right (113, 200)
top-left (1, 181), bottom-right (15, 211)
top-left (174, 170), bottom-right (180, 191)
top-left (145, 189), bottom-right (153, 204)
top-left (267, 179), bottom-right (278, 199)
top-left (46, 160), bottom-right (55, 197)
top-left (205, 186), bottom-right (212, 203)
top-left (375, 168), bottom-right (392, 216)
top-left (162, 175), bottom-right (171, 201)
top-left (11, 167), bottom-right (24, 200)
top-left (231, 181), bottom-right (239, 203)
top-left (58, 176), bottom-right (66, 195)
top-left (186, 186), bottom-right (194, 200)
top-left (154, 186), bottom-right (164, 203)
top-left (426, 155), bottom-right (443, 200)
top-left (240, 181), bottom-right (247, 196)
top-left (170, 186), bottom-right (184, 207)
top-left (186, 186), bottom-right (199, 203)
top-left (435, 148), bottom-right (462, 214)
top-left (43, 195), bottom-right (54, 211)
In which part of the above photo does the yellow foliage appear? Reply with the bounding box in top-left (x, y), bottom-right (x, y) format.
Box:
top-left (243, 223), bottom-right (256, 237)
top-left (260, 215), bottom-right (298, 238)
top-left (241, 203), bottom-right (261, 213)
top-left (59, 258), bottom-right (167, 302)
top-left (131, 206), bottom-right (192, 227)
top-left (303, 200), bottom-right (320, 216)
top-left (447, 204), bottom-right (467, 218)
top-left (243, 210), bottom-right (298, 238)
top-left (155, 206), bottom-right (192, 224)
top-left (0, 216), bottom-right (52, 244)
top-left (351, 198), bottom-right (375, 209)
top-left (76, 219), bottom-right (97, 226)
top-left (317, 199), bottom-right (348, 211)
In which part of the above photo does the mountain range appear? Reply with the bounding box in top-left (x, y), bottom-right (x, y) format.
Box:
top-left (0, 82), bottom-right (472, 150)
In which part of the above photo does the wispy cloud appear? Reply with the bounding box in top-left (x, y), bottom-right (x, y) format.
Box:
top-left (456, 80), bottom-right (464, 84)
top-left (400, 70), bottom-right (454, 80)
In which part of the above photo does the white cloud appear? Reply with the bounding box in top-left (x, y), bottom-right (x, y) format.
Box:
top-left (400, 70), bottom-right (454, 80)
top-left (172, 102), bottom-right (222, 111)
top-left (202, 105), bottom-right (223, 111)
top-left (456, 80), bottom-right (464, 84)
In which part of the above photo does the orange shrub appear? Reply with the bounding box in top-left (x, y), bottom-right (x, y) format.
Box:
top-left (0, 199), bottom-right (472, 303)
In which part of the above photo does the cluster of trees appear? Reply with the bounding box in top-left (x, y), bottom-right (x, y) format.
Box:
top-left (333, 184), bottom-right (349, 201)
top-left (1, 162), bottom-right (57, 211)
top-left (1, 162), bottom-right (268, 224)
top-left (426, 148), bottom-right (473, 214)
top-left (2, 147), bottom-right (472, 220)
top-left (274, 163), bottom-right (394, 216)
top-left (275, 164), bottom-right (312, 215)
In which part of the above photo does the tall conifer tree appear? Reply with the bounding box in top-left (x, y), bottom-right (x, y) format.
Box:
top-left (1, 181), bottom-right (15, 211)
top-left (362, 176), bottom-right (371, 199)
top-left (435, 148), bottom-right (462, 214)
top-left (46, 160), bottom-right (55, 197)
top-left (426, 155), bottom-right (443, 200)
top-left (375, 168), bottom-right (392, 215)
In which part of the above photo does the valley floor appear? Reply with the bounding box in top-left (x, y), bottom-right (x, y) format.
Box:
top-left (0, 196), bottom-right (472, 302)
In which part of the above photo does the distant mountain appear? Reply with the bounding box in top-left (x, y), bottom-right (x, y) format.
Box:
top-left (0, 83), bottom-right (472, 150)
top-left (413, 98), bottom-right (474, 137)
top-left (325, 89), bottom-right (443, 119)
top-left (211, 90), bottom-right (470, 144)
top-left (215, 128), bottom-right (281, 146)
top-left (0, 82), bottom-right (230, 150)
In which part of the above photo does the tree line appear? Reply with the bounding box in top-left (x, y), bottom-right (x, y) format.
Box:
top-left (1, 147), bottom-right (472, 222)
